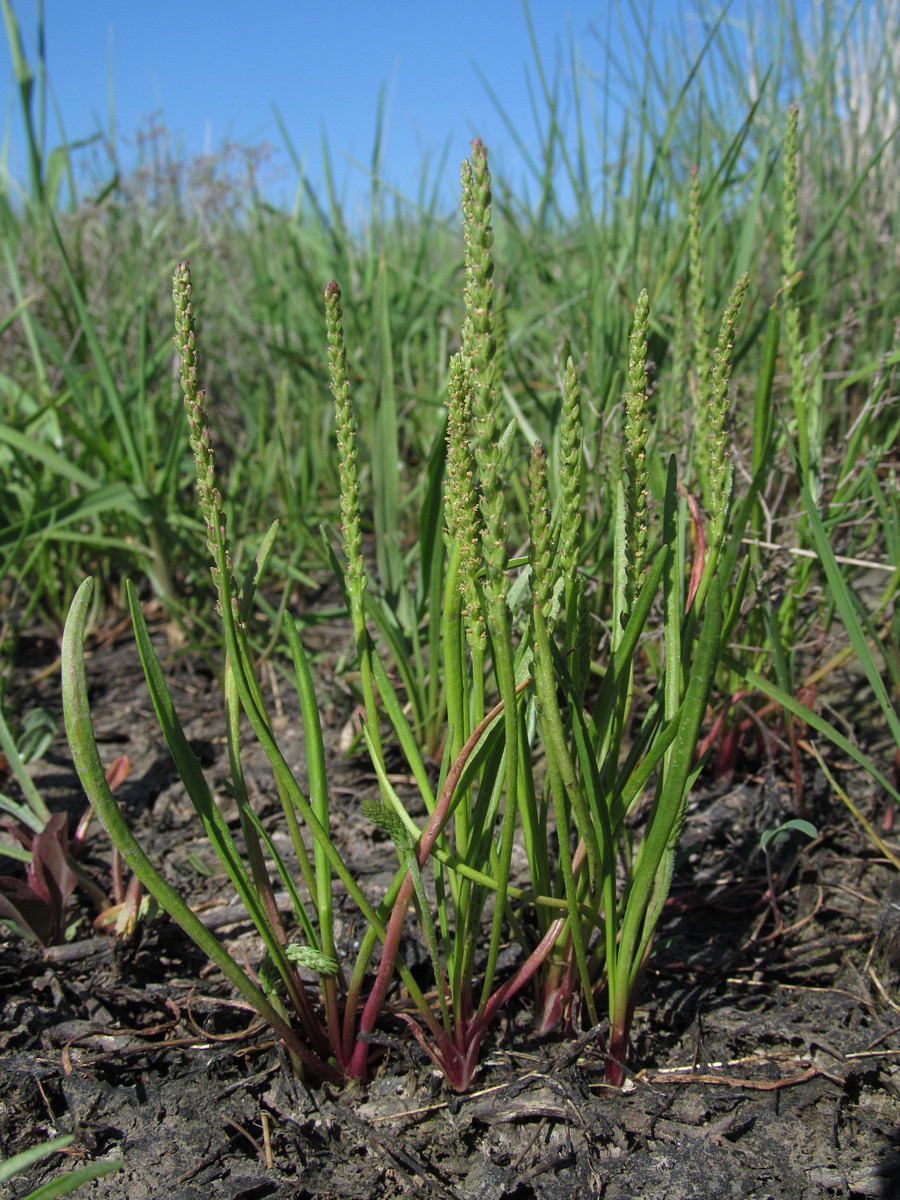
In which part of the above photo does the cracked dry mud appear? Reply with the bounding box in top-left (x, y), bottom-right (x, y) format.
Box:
top-left (2, 609), bottom-right (899, 1199)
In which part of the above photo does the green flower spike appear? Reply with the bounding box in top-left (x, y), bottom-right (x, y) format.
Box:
top-left (445, 351), bottom-right (486, 650)
top-left (559, 355), bottom-right (584, 587)
top-left (708, 272), bottom-right (750, 551)
top-left (461, 139), bottom-right (508, 615)
top-left (624, 288), bottom-right (651, 612)
top-left (688, 166), bottom-right (712, 491)
top-left (324, 280), bottom-right (366, 616)
top-left (529, 441), bottom-right (555, 623)
top-left (173, 260), bottom-right (236, 617)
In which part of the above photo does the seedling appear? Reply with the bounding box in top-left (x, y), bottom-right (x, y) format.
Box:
top-left (0, 1134), bottom-right (122, 1198)
top-left (0, 703), bottom-right (123, 944)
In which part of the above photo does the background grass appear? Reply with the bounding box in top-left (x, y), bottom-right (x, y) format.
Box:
top-left (1, 0), bottom-right (898, 708)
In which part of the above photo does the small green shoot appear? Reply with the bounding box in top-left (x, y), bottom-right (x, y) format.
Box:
top-left (0, 1134), bottom-right (122, 1198)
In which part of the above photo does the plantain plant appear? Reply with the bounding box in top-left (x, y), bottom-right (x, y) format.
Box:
top-left (521, 271), bottom-right (748, 1081)
top-left (62, 192), bottom-right (551, 1090)
top-left (63, 138), bottom-right (749, 1091)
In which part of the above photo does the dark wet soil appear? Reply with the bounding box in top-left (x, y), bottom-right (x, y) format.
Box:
top-left (2, 603), bottom-right (900, 1199)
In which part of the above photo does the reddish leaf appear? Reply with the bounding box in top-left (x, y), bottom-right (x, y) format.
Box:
top-left (105, 755), bottom-right (130, 791)
top-left (0, 875), bottom-right (55, 945)
top-left (684, 489), bottom-right (706, 611)
top-left (5, 813), bottom-right (80, 946)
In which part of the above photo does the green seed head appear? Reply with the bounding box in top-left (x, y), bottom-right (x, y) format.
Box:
top-left (708, 272), bottom-right (750, 548)
top-left (173, 261), bottom-right (236, 614)
top-left (780, 106), bottom-right (806, 435)
top-left (284, 944), bottom-right (341, 977)
top-left (361, 797), bottom-right (412, 851)
top-left (460, 140), bottom-right (509, 612)
top-left (781, 105), bottom-right (800, 282)
top-left (325, 280), bottom-right (366, 605)
top-left (445, 351), bottom-right (486, 650)
top-left (559, 356), bottom-right (584, 582)
top-left (624, 288), bottom-right (651, 609)
top-left (529, 441), bottom-right (555, 623)
top-left (688, 166), bottom-right (712, 486)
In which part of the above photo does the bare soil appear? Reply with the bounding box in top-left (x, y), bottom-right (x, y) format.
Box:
top-left (2, 605), bottom-right (900, 1199)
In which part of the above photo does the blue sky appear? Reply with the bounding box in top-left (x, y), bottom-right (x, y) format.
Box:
top-left (0, 1), bottom-right (813, 215)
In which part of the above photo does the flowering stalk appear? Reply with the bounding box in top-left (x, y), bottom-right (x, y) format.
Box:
top-left (173, 261), bottom-right (236, 618)
top-left (781, 105), bottom-right (809, 487)
top-left (460, 140), bottom-right (522, 1031)
top-left (530, 274), bottom-right (746, 1083)
top-left (559, 355), bottom-right (589, 706)
top-left (325, 280), bottom-right (384, 764)
top-left (67, 265), bottom-right (429, 1088)
top-left (688, 166), bottom-right (713, 507)
top-left (624, 289), bottom-right (651, 615)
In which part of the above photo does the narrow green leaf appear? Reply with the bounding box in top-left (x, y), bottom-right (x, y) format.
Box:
top-left (0, 1136), bottom-right (74, 1185)
top-left (61, 578), bottom-right (329, 1077)
top-left (798, 474), bottom-right (900, 748)
top-left (724, 653), bottom-right (900, 807)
